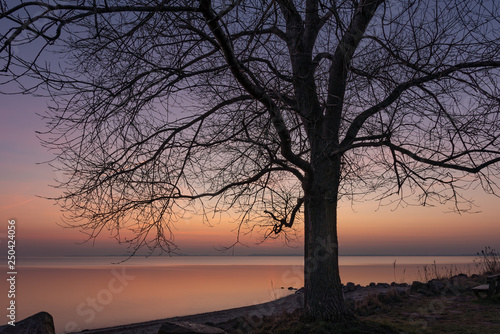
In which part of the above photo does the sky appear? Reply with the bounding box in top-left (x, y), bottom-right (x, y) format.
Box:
top-left (0, 1), bottom-right (498, 260)
top-left (1, 90), bottom-right (499, 259)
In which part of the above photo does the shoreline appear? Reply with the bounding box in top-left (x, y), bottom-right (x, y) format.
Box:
top-left (73, 293), bottom-right (304, 334)
top-left (73, 284), bottom-right (410, 334)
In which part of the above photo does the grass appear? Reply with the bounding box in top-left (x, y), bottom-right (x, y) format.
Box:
top-left (363, 287), bottom-right (500, 333)
top-left (354, 289), bottom-right (405, 316)
top-left (227, 248), bottom-right (500, 333)
top-left (413, 246), bottom-right (500, 282)
top-left (415, 261), bottom-right (474, 282)
top-left (236, 284), bottom-right (500, 334)
top-left (393, 260), bottom-right (407, 284)
top-left (228, 309), bottom-right (399, 334)
top-left (474, 246), bottom-right (500, 275)
top-left (221, 248), bottom-right (500, 333)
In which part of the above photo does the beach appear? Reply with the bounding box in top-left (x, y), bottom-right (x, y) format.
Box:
top-left (4, 255), bottom-right (479, 333)
top-left (5, 272), bottom-right (500, 333)
top-left (72, 284), bottom-right (411, 334)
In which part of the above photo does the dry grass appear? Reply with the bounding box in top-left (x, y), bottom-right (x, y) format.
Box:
top-left (227, 284), bottom-right (500, 333)
top-left (222, 249), bottom-right (500, 333)
top-left (474, 246), bottom-right (500, 275)
top-left (224, 309), bottom-right (399, 334)
top-left (415, 261), bottom-right (476, 282)
top-left (363, 287), bottom-right (500, 333)
top-left (354, 289), bottom-right (405, 316)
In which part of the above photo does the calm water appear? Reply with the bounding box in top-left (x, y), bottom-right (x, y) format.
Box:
top-left (2, 256), bottom-right (477, 333)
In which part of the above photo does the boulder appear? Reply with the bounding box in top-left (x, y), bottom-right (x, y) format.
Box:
top-left (428, 279), bottom-right (446, 294)
top-left (344, 282), bottom-right (357, 292)
top-left (451, 273), bottom-right (468, 280)
top-left (0, 311), bottom-right (55, 334)
top-left (390, 282), bottom-right (409, 287)
top-left (410, 281), bottom-right (430, 295)
top-left (410, 279), bottom-right (448, 296)
top-left (158, 321), bottom-right (225, 334)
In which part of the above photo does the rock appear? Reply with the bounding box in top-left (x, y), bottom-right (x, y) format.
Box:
top-left (158, 321), bottom-right (225, 334)
top-left (214, 316), bottom-right (248, 332)
top-left (344, 282), bottom-right (357, 292)
top-left (295, 287), bottom-right (304, 294)
top-left (368, 282), bottom-right (376, 287)
top-left (411, 279), bottom-right (446, 295)
top-left (0, 311), bottom-right (55, 334)
top-left (450, 274), bottom-right (469, 285)
top-left (428, 279), bottom-right (445, 295)
top-left (451, 273), bottom-right (468, 279)
top-left (410, 281), bottom-right (430, 295)
top-left (391, 282), bottom-right (408, 287)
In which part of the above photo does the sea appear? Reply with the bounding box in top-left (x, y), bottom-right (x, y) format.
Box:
top-left (1, 255), bottom-right (478, 333)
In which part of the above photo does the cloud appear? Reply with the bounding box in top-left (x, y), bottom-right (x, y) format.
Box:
top-left (0, 197), bottom-right (36, 212)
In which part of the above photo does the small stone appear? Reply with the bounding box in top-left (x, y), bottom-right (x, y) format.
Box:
top-left (295, 287), bottom-right (304, 294)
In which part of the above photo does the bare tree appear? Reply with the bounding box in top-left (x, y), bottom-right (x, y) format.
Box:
top-left (2, 0), bottom-right (500, 320)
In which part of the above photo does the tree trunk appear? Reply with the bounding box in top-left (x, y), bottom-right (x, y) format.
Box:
top-left (303, 154), bottom-right (349, 320)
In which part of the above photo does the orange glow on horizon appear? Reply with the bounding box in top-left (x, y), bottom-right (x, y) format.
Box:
top-left (1, 96), bottom-right (499, 257)
top-left (1, 183), bottom-right (498, 257)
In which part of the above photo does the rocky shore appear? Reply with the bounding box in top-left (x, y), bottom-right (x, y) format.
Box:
top-left (2, 274), bottom-right (491, 334)
top-left (71, 281), bottom-right (412, 333)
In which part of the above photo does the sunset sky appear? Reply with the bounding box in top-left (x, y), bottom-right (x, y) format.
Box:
top-left (1, 89), bottom-right (499, 259)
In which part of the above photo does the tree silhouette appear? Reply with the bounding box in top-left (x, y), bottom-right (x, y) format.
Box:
top-left (2, 0), bottom-right (500, 320)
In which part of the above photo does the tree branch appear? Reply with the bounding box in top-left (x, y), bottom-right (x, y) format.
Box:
top-left (199, 0), bottom-right (312, 174)
top-left (340, 60), bottom-right (500, 152)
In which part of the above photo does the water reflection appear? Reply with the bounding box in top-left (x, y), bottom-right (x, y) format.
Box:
top-left (3, 256), bottom-right (476, 333)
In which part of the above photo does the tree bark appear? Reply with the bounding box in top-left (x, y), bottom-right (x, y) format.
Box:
top-left (303, 153), bottom-right (349, 320)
